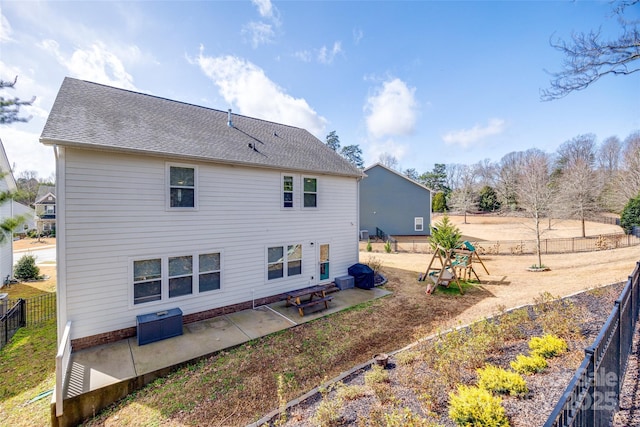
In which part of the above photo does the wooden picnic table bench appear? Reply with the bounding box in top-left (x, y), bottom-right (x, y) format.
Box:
top-left (285, 284), bottom-right (334, 317)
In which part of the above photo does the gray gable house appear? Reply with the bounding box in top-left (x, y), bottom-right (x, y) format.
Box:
top-left (34, 184), bottom-right (56, 234)
top-left (359, 163), bottom-right (432, 238)
top-left (41, 77), bottom-right (363, 350)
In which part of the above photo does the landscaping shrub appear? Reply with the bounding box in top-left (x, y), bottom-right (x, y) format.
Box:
top-left (366, 238), bottom-right (372, 252)
top-left (448, 385), bottom-right (509, 427)
top-left (13, 254), bottom-right (40, 281)
top-left (620, 193), bottom-right (640, 234)
top-left (364, 364), bottom-right (389, 386)
top-left (384, 240), bottom-right (392, 253)
top-left (476, 365), bottom-right (528, 397)
top-left (510, 354), bottom-right (547, 375)
top-left (383, 407), bottom-right (439, 427)
top-left (533, 292), bottom-right (581, 338)
top-left (529, 334), bottom-right (568, 358)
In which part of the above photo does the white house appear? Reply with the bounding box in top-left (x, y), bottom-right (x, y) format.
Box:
top-left (40, 78), bottom-right (363, 350)
top-left (0, 139), bottom-right (17, 286)
top-left (12, 201), bottom-right (36, 233)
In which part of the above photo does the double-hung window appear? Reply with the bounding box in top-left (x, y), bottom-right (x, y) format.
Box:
top-left (133, 259), bottom-right (162, 305)
top-left (199, 253), bottom-right (221, 292)
top-left (415, 217), bottom-right (424, 232)
top-left (169, 256), bottom-right (193, 298)
top-left (303, 177), bottom-right (317, 208)
top-left (169, 165), bottom-right (196, 208)
top-left (283, 175), bottom-right (294, 208)
top-left (267, 244), bottom-right (302, 280)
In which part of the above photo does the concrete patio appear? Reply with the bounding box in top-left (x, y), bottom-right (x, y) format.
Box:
top-left (54, 286), bottom-right (391, 427)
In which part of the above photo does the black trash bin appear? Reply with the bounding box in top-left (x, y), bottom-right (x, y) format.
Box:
top-left (348, 263), bottom-right (375, 289)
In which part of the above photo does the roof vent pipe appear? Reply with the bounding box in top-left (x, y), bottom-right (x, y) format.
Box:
top-left (227, 109), bottom-right (233, 128)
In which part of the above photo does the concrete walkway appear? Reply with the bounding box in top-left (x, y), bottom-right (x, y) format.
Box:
top-left (59, 286), bottom-right (390, 425)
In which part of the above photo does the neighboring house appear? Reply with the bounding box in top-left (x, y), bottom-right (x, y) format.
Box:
top-left (359, 163), bottom-right (432, 237)
top-left (12, 201), bottom-right (36, 233)
top-left (0, 139), bottom-right (17, 285)
top-left (34, 185), bottom-right (56, 235)
top-left (40, 77), bottom-right (363, 350)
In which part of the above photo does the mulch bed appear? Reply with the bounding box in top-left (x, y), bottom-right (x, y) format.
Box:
top-left (274, 283), bottom-right (627, 426)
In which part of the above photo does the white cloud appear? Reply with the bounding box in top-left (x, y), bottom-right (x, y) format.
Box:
top-left (353, 28), bottom-right (363, 45)
top-left (0, 13), bottom-right (14, 43)
top-left (366, 138), bottom-right (408, 167)
top-left (293, 50), bottom-right (312, 62)
top-left (252, 0), bottom-right (274, 19)
top-left (242, 21), bottom-right (275, 48)
top-left (244, 0), bottom-right (281, 48)
top-left (195, 49), bottom-right (327, 137)
top-left (295, 41), bottom-right (343, 64)
top-left (0, 127), bottom-right (55, 178)
top-left (364, 78), bottom-right (418, 139)
top-left (318, 41), bottom-right (343, 64)
top-left (442, 118), bottom-right (506, 148)
top-left (39, 40), bottom-right (137, 90)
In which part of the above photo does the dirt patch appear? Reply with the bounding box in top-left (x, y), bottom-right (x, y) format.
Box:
top-left (12, 237), bottom-right (56, 251)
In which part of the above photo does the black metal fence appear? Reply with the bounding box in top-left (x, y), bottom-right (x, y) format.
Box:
top-left (1, 299), bottom-right (25, 349)
top-left (0, 293), bottom-right (56, 350)
top-left (544, 261), bottom-right (640, 426)
top-left (392, 233), bottom-right (640, 255)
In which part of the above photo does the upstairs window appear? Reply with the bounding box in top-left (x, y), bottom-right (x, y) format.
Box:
top-left (303, 177), bottom-right (317, 208)
top-left (169, 165), bottom-right (196, 208)
top-left (283, 175), bottom-right (294, 208)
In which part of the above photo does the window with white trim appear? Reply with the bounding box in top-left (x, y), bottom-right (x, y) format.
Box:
top-left (132, 251), bottom-right (221, 305)
top-left (283, 175), bottom-right (294, 208)
top-left (169, 255), bottom-right (193, 298)
top-left (303, 177), bottom-right (317, 208)
top-left (199, 253), bottom-right (221, 292)
top-left (415, 217), bottom-right (424, 232)
top-left (267, 244), bottom-right (302, 280)
top-left (133, 259), bottom-right (162, 305)
top-left (168, 165), bottom-right (196, 208)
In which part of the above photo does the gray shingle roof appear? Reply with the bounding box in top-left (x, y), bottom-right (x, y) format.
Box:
top-left (40, 78), bottom-right (363, 178)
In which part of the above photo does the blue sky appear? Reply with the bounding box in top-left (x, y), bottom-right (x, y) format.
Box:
top-left (1, 0), bottom-right (638, 179)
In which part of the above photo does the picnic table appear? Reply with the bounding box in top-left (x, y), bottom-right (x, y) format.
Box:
top-left (285, 284), bottom-right (333, 317)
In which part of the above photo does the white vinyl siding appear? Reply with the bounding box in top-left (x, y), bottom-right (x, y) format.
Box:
top-left (60, 149), bottom-right (359, 341)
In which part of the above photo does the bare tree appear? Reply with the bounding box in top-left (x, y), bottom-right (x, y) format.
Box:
top-left (495, 151), bottom-right (524, 211)
top-left (616, 131), bottom-right (640, 207)
top-left (597, 136), bottom-right (623, 211)
top-left (447, 164), bottom-right (477, 223)
top-left (378, 152), bottom-right (398, 170)
top-left (473, 158), bottom-right (498, 188)
top-left (554, 134), bottom-right (599, 237)
top-left (541, 1), bottom-right (640, 100)
top-left (515, 149), bottom-right (555, 268)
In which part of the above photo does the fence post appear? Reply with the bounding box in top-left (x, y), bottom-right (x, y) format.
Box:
top-left (585, 347), bottom-right (596, 427)
top-left (18, 299), bottom-right (26, 327)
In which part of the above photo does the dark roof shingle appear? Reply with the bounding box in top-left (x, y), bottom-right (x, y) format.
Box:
top-left (40, 78), bottom-right (363, 177)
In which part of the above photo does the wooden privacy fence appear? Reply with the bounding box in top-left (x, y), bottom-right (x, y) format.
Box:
top-left (544, 261), bottom-right (640, 426)
top-left (391, 233), bottom-right (640, 255)
top-left (0, 293), bottom-right (56, 350)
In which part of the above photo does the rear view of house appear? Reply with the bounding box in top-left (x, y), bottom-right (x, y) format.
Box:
top-left (40, 77), bottom-right (363, 350)
top-left (360, 163), bottom-right (432, 238)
